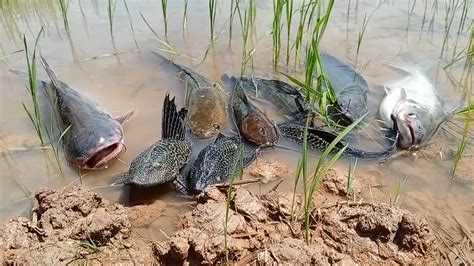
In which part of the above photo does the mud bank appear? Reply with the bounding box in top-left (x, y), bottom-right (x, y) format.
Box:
top-left (0, 182), bottom-right (440, 264)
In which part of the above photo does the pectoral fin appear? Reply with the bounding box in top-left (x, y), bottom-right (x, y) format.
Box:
top-left (115, 111), bottom-right (135, 126)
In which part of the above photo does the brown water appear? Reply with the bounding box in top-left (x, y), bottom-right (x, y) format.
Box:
top-left (1, 0), bottom-right (472, 242)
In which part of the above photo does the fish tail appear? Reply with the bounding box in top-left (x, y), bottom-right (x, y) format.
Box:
top-left (40, 56), bottom-right (62, 89)
top-left (162, 93), bottom-right (187, 140)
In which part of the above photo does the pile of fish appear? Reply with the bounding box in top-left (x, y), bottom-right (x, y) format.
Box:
top-left (36, 51), bottom-right (447, 194)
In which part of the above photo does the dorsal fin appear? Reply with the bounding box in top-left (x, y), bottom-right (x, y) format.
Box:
top-left (40, 56), bottom-right (62, 89)
top-left (162, 93), bottom-right (187, 140)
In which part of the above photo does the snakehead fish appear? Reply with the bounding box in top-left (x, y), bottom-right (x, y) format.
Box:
top-left (222, 74), bottom-right (308, 119)
top-left (175, 133), bottom-right (260, 194)
top-left (320, 53), bottom-right (369, 125)
top-left (379, 64), bottom-right (447, 149)
top-left (277, 122), bottom-right (398, 159)
top-left (40, 57), bottom-right (133, 170)
top-left (228, 76), bottom-right (280, 147)
top-left (152, 52), bottom-right (226, 139)
top-left (113, 94), bottom-right (192, 187)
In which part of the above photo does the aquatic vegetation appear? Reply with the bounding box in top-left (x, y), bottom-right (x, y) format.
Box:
top-left (161, 0), bottom-right (168, 37)
top-left (208, 0), bottom-right (217, 42)
top-left (293, 0), bottom-right (317, 65)
top-left (391, 176), bottom-right (408, 206)
top-left (182, 0), bottom-right (188, 31)
top-left (285, 0), bottom-right (293, 65)
top-left (272, 0), bottom-right (285, 67)
top-left (141, 13), bottom-right (181, 55)
top-left (346, 158), bottom-right (358, 198)
top-left (123, 0), bottom-right (139, 49)
top-left (21, 27), bottom-right (44, 145)
top-left (239, 0), bottom-right (256, 75)
top-left (298, 114), bottom-right (365, 244)
top-left (58, 0), bottom-right (69, 32)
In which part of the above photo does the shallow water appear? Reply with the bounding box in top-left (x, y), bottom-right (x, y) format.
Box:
top-left (1, 0), bottom-right (472, 242)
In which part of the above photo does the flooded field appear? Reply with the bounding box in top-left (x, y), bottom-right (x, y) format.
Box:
top-left (0, 0), bottom-right (472, 263)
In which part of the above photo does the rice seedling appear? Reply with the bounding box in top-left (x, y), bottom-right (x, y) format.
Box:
top-left (107, 0), bottom-right (117, 40)
top-left (391, 175), bottom-right (408, 205)
top-left (285, 0), bottom-right (294, 65)
top-left (44, 113), bottom-right (71, 174)
top-left (58, 0), bottom-right (69, 32)
top-left (0, 49), bottom-right (23, 61)
top-left (346, 158), bottom-right (358, 198)
top-left (300, 114), bottom-right (366, 244)
top-left (182, 0), bottom-right (189, 31)
top-left (239, 0), bottom-right (256, 75)
top-left (21, 27), bottom-right (45, 146)
top-left (228, 0), bottom-right (240, 45)
top-left (123, 0), bottom-right (140, 50)
top-left (355, 1), bottom-right (383, 70)
top-left (272, 0), bottom-right (285, 67)
top-left (209, 0), bottom-right (217, 42)
top-left (293, 0), bottom-right (317, 66)
top-left (161, 0), bottom-right (168, 37)
top-left (141, 13), bottom-right (182, 56)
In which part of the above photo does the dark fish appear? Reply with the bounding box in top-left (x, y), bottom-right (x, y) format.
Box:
top-left (175, 133), bottom-right (259, 194)
top-left (152, 52), bottom-right (226, 139)
top-left (229, 77), bottom-right (280, 147)
top-left (277, 122), bottom-right (398, 159)
top-left (320, 53), bottom-right (369, 124)
top-left (40, 57), bottom-right (133, 170)
top-left (114, 94), bottom-right (192, 187)
top-left (222, 74), bottom-right (308, 119)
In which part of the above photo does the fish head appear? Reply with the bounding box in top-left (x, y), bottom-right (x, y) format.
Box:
top-left (336, 86), bottom-right (368, 121)
top-left (71, 120), bottom-right (125, 170)
top-left (190, 122), bottom-right (222, 139)
top-left (392, 100), bottom-right (432, 149)
top-left (241, 113), bottom-right (279, 147)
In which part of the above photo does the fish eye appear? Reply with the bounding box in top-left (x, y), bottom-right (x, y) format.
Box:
top-left (407, 113), bottom-right (416, 118)
top-left (213, 123), bottom-right (220, 130)
top-left (259, 127), bottom-right (266, 135)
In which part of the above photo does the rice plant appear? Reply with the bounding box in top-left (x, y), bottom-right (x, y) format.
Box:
top-left (182, 0), bottom-right (189, 31)
top-left (228, 0), bottom-right (240, 44)
top-left (272, 0), bottom-right (285, 67)
top-left (391, 176), bottom-right (408, 206)
top-left (346, 158), bottom-right (358, 198)
top-left (300, 114), bottom-right (366, 244)
top-left (240, 0), bottom-right (256, 75)
top-left (107, 0), bottom-right (119, 56)
top-left (285, 0), bottom-right (294, 65)
top-left (58, 0), bottom-right (69, 32)
top-left (293, 0), bottom-right (317, 66)
top-left (161, 0), bottom-right (168, 37)
top-left (44, 114), bottom-right (71, 174)
top-left (209, 0), bottom-right (217, 42)
top-left (21, 27), bottom-right (45, 146)
top-left (123, 0), bottom-right (139, 49)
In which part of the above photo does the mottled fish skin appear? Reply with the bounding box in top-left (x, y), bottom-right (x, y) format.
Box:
top-left (223, 74), bottom-right (308, 119)
top-left (152, 52), bottom-right (226, 139)
top-left (116, 94), bottom-right (192, 187)
top-left (277, 122), bottom-right (398, 160)
top-left (320, 53), bottom-right (369, 124)
top-left (230, 77), bottom-right (280, 147)
top-left (40, 56), bottom-right (131, 170)
top-left (176, 133), bottom-right (259, 194)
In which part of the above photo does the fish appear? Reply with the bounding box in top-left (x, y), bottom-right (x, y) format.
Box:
top-left (152, 52), bottom-right (226, 139)
top-left (222, 74), bottom-right (308, 119)
top-left (320, 53), bottom-right (369, 124)
top-left (277, 122), bottom-right (398, 159)
top-left (175, 133), bottom-right (260, 194)
top-left (40, 56), bottom-right (133, 170)
top-left (229, 77), bottom-right (280, 147)
top-left (379, 64), bottom-right (447, 149)
top-left (113, 94), bottom-right (192, 187)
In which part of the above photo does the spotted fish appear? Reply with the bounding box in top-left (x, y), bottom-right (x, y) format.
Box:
top-left (175, 133), bottom-right (259, 194)
top-left (277, 122), bottom-right (398, 159)
top-left (153, 52), bottom-right (226, 139)
top-left (113, 94), bottom-right (192, 187)
top-left (40, 56), bottom-right (133, 170)
top-left (228, 77), bottom-right (280, 147)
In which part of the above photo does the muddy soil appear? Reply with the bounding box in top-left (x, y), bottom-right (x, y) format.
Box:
top-left (0, 174), bottom-right (442, 265)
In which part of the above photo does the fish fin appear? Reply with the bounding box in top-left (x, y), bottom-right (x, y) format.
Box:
top-left (162, 93), bottom-right (187, 140)
top-left (40, 56), bottom-right (62, 89)
top-left (400, 88), bottom-right (407, 100)
top-left (111, 174), bottom-right (127, 186)
top-left (115, 111), bottom-right (135, 126)
top-left (220, 73), bottom-right (233, 83)
top-left (174, 174), bottom-right (191, 194)
top-left (243, 147), bottom-right (261, 167)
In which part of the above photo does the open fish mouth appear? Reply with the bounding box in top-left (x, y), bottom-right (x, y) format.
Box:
top-left (398, 119), bottom-right (416, 148)
top-left (79, 141), bottom-right (124, 170)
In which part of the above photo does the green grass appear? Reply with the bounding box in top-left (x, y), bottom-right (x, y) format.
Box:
top-left (161, 0), bottom-right (168, 37)
top-left (391, 175), bottom-right (408, 206)
top-left (209, 0), bottom-right (217, 42)
top-left (58, 0), bottom-right (69, 32)
top-left (123, 0), bottom-right (139, 49)
top-left (272, 0), bottom-right (285, 67)
top-left (182, 0), bottom-right (189, 31)
top-left (346, 158), bottom-right (358, 198)
top-left (239, 0), bottom-right (256, 75)
top-left (285, 0), bottom-right (294, 65)
top-left (21, 27), bottom-right (45, 146)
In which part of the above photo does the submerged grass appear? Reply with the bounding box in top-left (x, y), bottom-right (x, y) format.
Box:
top-left (272, 0), bottom-right (285, 67)
top-left (391, 176), bottom-right (408, 206)
top-left (161, 0), bottom-right (168, 37)
top-left (346, 158), bottom-right (358, 198)
top-left (208, 0), bottom-right (217, 42)
top-left (123, 0), bottom-right (139, 49)
top-left (58, 0), bottom-right (69, 32)
top-left (285, 0), bottom-right (294, 65)
top-left (239, 0), bottom-right (256, 75)
top-left (21, 27), bottom-right (45, 146)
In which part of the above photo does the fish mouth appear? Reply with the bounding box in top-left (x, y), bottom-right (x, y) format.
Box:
top-left (398, 119), bottom-right (416, 148)
top-left (81, 141), bottom-right (124, 170)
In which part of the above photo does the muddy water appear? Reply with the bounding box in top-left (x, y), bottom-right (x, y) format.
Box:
top-left (1, 0), bottom-right (472, 242)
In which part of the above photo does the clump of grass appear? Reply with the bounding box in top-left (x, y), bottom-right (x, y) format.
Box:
top-left (391, 176), bottom-right (408, 206)
top-left (77, 237), bottom-right (99, 253)
top-left (21, 27), bottom-right (45, 146)
top-left (272, 0), bottom-right (285, 67)
top-left (293, 0), bottom-right (317, 66)
top-left (161, 0), bottom-right (168, 37)
top-left (58, 0), bottom-right (70, 32)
